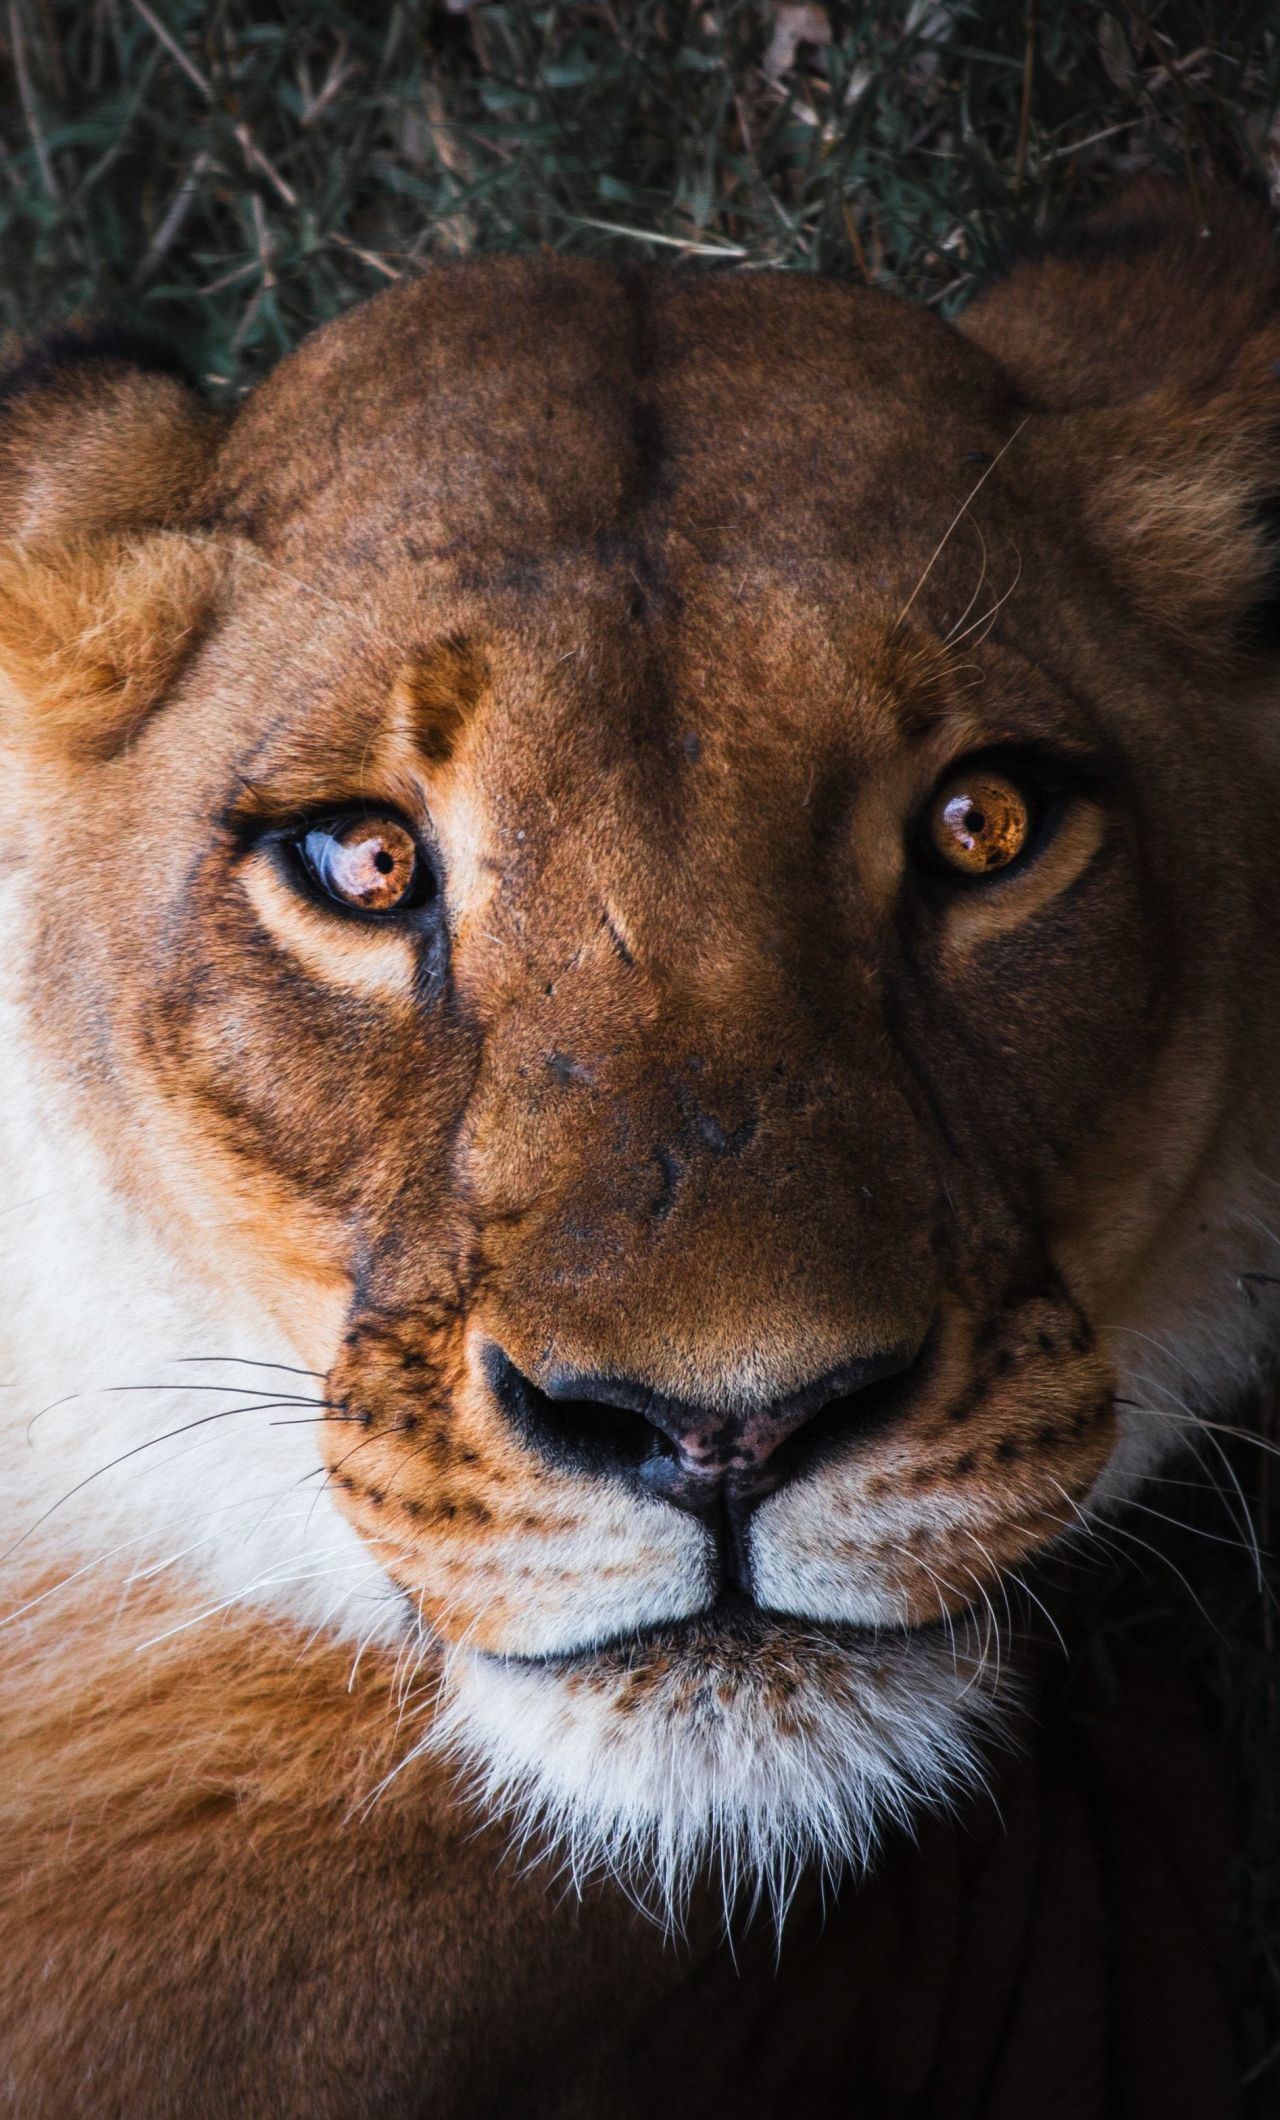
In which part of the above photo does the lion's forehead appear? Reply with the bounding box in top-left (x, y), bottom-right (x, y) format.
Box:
top-left (210, 259), bottom-right (1016, 575)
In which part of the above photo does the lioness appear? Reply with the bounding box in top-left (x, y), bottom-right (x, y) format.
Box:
top-left (0, 181), bottom-right (1272, 2115)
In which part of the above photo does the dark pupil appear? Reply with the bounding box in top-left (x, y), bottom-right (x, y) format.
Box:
top-left (300, 821), bottom-right (421, 909)
top-left (964, 808), bottom-right (985, 834)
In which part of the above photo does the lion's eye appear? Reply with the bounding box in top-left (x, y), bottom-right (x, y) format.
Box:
top-left (927, 771), bottom-right (1032, 877)
top-left (298, 814), bottom-right (428, 914)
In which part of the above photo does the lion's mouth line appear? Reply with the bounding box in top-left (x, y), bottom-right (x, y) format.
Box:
top-left (477, 1582), bottom-right (985, 1674)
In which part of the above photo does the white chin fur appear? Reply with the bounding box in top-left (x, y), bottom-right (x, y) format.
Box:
top-left (427, 1619), bottom-right (1005, 1930)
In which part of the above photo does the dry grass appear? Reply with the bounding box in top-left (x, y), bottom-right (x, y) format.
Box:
top-left (2, 2), bottom-right (1279, 385)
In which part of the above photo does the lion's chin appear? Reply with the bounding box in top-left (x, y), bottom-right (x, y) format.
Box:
top-left (429, 1608), bottom-right (1006, 1929)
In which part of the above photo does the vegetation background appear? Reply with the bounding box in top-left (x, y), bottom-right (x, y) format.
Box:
top-left (1, 0), bottom-right (1278, 2104)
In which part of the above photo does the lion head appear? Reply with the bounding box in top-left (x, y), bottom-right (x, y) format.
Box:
top-left (3, 181), bottom-right (1279, 1917)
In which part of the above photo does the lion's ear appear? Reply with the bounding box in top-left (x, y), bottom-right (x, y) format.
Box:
top-left (0, 323), bottom-right (220, 541)
top-left (0, 325), bottom-right (229, 758)
top-left (961, 182), bottom-right (1280, 660)
top-left (0, 534), bottom-right (229, 761)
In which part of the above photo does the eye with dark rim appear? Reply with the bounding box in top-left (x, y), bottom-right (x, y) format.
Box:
top-left (289, 810), bottom-right (438, 919)
top-left (914, 752), bottom-right (1083, 884)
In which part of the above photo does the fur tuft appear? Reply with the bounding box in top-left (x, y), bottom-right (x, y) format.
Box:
top-left (424, 1624), bottom-right (1006, 1932)
top-left (0, 319), bottom-right (197, 416)
top-left (0, 532), bottom-right (230, 758)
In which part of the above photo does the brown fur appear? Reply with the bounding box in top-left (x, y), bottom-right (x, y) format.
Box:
top-left (1, 1583), bottom-right (1241, 2120)
top-left (1, 180), bottom-right (1276, 2111)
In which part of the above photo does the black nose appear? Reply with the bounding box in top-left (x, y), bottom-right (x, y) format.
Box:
top-left (485, 1340), bottom-right (922, 1515)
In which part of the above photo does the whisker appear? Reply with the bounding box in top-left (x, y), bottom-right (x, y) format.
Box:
top-left (1117, 1399), bottom-right (1280, 1463)
top-left (893, 416), bottom-right (1028, 633)
top-left (26, 1380), bottom-right (329, 1445)
top-left (102, 1382), bottom-right (329, 1404)
top-left (887, 1544), bottom-right (964, 1681)
top-left (1, 1398), bottom-right (340, 1566)
top-left (959, 1565), bottom-right (1004, 1695)
top-left (123, 1505), bottom-right (331, 1587)
top-left (300, 1423), bottom-right (419, 1542)
top-left (25, 1390), bottom-right (91, 1442)
top-left (1003, 1568), bottom-right (1069, 1661)
top-left (173, 1357), bottom-right (326, 1380)
top-left (1119, 1492), bottom-right (1269, 1560)
top-left (947, 540), bottom-right (1023, 650)
top-left (129, 1558), bottom-right (379, 1652)
top-left (1172, 1419), bottom-right (1265, 1590)
top-left (941, 517), bottom-right (988, 645)
top-left (0, 1528), bottom-right (159, 1628)
top-left (959, 1527), bottom-right (1025, 1659)
top-left (1049, 1477), bottom-right (1227, 1640)
top-left (0, 1483), bottom-right (346, 1629)
top-left (269, 1415), bottom-right (364, 1427)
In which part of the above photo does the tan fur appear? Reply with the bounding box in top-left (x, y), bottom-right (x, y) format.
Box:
top-left (2, 181), bottom-right (1278, 2111)
top-left (0, 534), bottom-right (229, 757)
top-left (0, 1581), bottom-right (705, 2118)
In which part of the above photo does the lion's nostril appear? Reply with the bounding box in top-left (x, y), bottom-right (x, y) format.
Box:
top-left (484, 1336), bottom-right (927, 1512)
top-left (487, 1350), bottom-right (665, 1483)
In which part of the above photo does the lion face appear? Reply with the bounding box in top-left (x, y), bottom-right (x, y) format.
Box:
top-left (5, 184), bottom-right (1280, 1912)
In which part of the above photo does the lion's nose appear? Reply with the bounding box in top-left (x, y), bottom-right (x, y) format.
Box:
top-left (485, 1340), bottom-right (923, 1514)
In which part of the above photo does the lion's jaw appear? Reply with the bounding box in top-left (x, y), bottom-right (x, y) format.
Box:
top-left (436, 1620), bottom-right (1001, 1923)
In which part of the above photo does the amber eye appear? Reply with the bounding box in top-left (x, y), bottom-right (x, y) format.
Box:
top-left (298, 814), bottom-right (428, 914)
top-left (927, 770), bottom-right (1032, 877)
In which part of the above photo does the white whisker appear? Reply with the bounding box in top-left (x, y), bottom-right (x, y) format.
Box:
top-left (893, 417), bottom-right (1028, 632)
